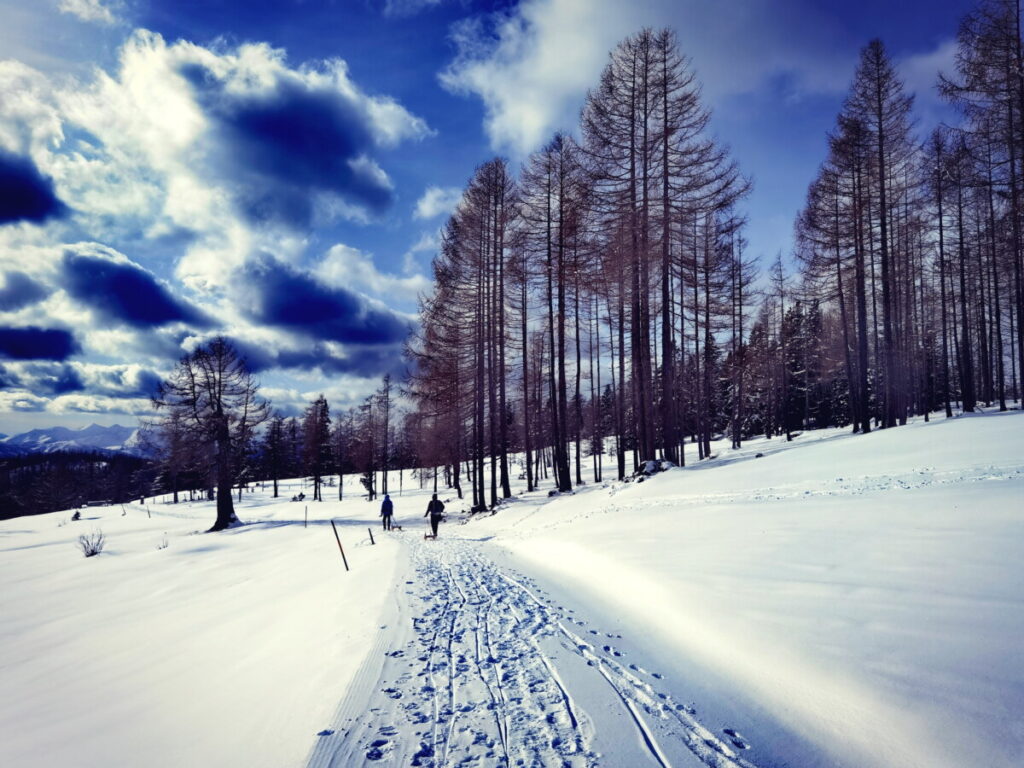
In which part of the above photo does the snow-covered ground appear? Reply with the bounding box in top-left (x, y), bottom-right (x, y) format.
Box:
top-left (1, 409), bottom-right (1021, 767)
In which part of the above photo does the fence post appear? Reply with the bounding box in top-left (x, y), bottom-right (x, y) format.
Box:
top-left (330, 520), bottom-right (349, 571)
top-left (368, 527), bottom-right (375, 545)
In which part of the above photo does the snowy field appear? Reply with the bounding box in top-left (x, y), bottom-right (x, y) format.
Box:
top-left (1, 409), bottom-right (1022, 767)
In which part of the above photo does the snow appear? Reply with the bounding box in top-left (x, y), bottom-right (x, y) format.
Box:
top-left (1, 410), bottom-right (1022, 767)
top-left (0, 480), bottom-right (402, 768)
top-left (476, 411), bottom-right (1024, 768)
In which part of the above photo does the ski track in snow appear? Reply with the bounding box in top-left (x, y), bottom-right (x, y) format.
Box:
top-left (312, 537), bottom-right (760, 768)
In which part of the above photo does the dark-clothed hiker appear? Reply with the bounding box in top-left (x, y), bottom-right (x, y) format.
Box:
top-left (381, 494), bottom-right (394, 530)
top-left (424, 494), bottom-right (445, 537)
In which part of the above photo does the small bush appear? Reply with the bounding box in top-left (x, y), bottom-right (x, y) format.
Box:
top-left (78, 530), bottom-right (105, 558)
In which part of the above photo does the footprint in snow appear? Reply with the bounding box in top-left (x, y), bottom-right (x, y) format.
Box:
top-left (411, 742), bottom-right (434, 766)
top-left (365, 737), bottom-right (392, 760)
top-left (723, 727), bottom-right (751, 750)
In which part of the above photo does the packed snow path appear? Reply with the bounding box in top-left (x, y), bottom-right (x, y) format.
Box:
top-left (308, 536), bottom-right (759, 768)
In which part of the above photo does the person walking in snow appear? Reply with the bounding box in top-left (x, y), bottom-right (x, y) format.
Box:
top-left (424, 494), bottom-right (445, 537)
top-left (380, 494), bottom-right (394, 531)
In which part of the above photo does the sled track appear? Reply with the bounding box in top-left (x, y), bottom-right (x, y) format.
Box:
top-left (320, 538), bottom-right (760, 768)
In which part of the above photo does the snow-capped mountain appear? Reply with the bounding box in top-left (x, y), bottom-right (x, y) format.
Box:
top-left (0, 424), bottom-right (140, 457)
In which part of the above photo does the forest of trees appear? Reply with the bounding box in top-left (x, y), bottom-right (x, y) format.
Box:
top-left (16, 0), bottom-right (1021, 525)
top-left (145, 340), bottom-right (417, 530)
top-left (404, 2), bottom-right (1024, 510)
top-left (255, 373), bottom-right (416, 506)
top-left (0, 451), bottom-right (155, 520)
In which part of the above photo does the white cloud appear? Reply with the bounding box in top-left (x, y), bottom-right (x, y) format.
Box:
top-left (401, 229), bottom-right (440, 274)
top-left (318, 243), bottom-right (431, 305)
top-left (48, 393), bottom-right (155, 416)
top-left (261, 374), bottom-right (388, 416)
top-left (58, 0), bottom-right (122, 26)
top-left (0, 21), bottom-right (433, 427)
top-left (0, 231), bottom-right (64, 286)
top-left (73, 361), bottom-right (161, 395)
top-left (440, 0), bottom-right (852, 157)
top-left (898, 38), bottom-right (957, 126)
top-left (408, 230), bottom-right (439, 253)
top-left (414, 185), bottom-right (462, 220)
top-left (0, 390), bottom-right (49, 413)
top-left (0, 31), bottom-right (432, 292)
top-left (0, 61), bottom-right (64, 157)
top-left (440, 0), bottom-right (616, 156)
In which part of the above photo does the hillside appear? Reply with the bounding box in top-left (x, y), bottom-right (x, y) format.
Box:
top-left (0, 424), bottom-right (140, 457)
top-left (0, 410), bottom-right (1021, 768)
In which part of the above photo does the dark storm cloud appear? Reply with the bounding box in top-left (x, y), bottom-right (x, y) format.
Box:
top-left (240, 257), bottom-right (413, 346)
top-left (89, 366), bottom-right (163, 398)
top-left (125, 368), bottom-right (162, 398)
top-left (0, 271), bottom-right (50, 312)
top-left (0, 364), bottom-right (18, 388)
top-left (0, 326), bottom-right (79, 361)
top-left (61, 251), bottom-right (210, 329)
top-left (182, 65), bottom-right (395, 227)
top-left (235, 339), bottom-right (406, 378)
top-left (14, 362), bottom-right (85, 395)
top-left (0, 360), bottom-right (82, 394)
top-left (0, 359), bottom-right (161, 401)
top-left (0, 150), bottom-right (67, 225)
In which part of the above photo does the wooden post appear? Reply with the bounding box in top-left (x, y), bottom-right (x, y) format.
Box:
top-left (368, 527), bottom-right (375, 545)
top-left (305, 505), bottom-right (308, 529)
top-left (145, 505), bottom-right (151, 519)
top-left (330, 520), bottom-right (349, 571)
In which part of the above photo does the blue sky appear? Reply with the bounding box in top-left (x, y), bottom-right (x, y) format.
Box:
top-left (0, 0), bottom-right (972, 434)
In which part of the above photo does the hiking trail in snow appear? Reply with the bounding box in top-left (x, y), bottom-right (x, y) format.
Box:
top-left (307, 535), bottom-right (760, 768)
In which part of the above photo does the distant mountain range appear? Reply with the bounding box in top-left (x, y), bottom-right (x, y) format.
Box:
top-left (0, 424), bottom-right (142, 457)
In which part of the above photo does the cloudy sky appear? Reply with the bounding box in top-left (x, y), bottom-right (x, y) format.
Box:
top-left (0, 0), bottom-right (971, 434)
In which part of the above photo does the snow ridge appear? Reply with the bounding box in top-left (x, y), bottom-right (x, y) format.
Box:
top-left (0, 423), bottom-right (140, 456)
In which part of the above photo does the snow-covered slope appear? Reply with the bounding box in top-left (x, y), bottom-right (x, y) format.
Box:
top-left (0, 423), bottom-right (140, 456)
top-left (0, 477), bottom-right (400, 768)
top-left (0, 410), bottom-right (1020, 768)
top-left (473, 410), bottom-right (1024, 768)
